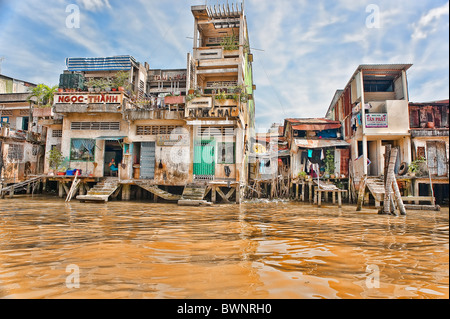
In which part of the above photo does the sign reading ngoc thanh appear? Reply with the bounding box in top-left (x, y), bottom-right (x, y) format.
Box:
top-left (55, 94), bottom-right (123, 104)
top-left (366, 113), bottom-right (388, 128)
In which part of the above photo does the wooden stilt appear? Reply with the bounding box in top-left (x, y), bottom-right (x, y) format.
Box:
top-left (356, 175), bottom-right (367, 211)
top-left (382, 147), bottom-right (406, 216)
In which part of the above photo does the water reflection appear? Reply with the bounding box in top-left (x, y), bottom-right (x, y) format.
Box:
top-left (0, 196), bottom-right (448, 299)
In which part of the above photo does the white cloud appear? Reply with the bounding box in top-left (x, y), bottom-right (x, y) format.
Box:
top-left (412, 1), bottom-right (449, 40)
top-left (77, 0), bottom-right (111, 12)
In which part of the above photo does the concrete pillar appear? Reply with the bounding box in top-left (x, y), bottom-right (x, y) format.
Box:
top-left (122, 184), bottom-right (131, 201)
top-left (363, 135), bottom-right (368, 176)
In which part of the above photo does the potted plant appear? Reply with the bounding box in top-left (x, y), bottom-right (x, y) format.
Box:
top-left (47, 148), bottom-right (64, 175)
top-left (112, 70), bottom-right (130, 92)
top-left (298, 171), bottom-right (307, 180)
top-left (408, 157), bottom-right (426, 177)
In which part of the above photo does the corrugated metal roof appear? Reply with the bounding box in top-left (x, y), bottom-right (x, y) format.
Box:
top-left (294, 139), bottom-right (350, 149)
top-left (66, 56), bottom-right (136, 72)
top-left (285, 118), bottom-right (340, 124)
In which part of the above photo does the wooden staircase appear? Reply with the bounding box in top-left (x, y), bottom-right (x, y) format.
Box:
top-left (366, 177), bottom-right (386, 205)
top-left (178, 183), bottom-right (211, 206)
top-left (0, 175), bottom-right (45, 198)
top-left (135, 181), bottom-right (181, 201)
top-left (360, 176), bottom-right (440, 211)
top-left (77, 178), bottom-right (121, 202)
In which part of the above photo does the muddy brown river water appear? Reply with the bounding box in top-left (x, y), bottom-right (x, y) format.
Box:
top-left (0, 196), bottom-right (448, 299)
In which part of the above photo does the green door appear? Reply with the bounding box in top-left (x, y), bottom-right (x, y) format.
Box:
top-left (193, 139), bottom-right (215, 180)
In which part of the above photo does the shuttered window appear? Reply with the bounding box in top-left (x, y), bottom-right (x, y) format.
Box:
top-left (71, 122), bottom-right (120, 131)
top-left (136, 125), bottom-right (179, 136)
top-left (196, 126), bottom-right (235, 137)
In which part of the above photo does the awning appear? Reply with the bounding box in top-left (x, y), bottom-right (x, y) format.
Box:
top-left (278, 149), bottom-right (290, 157)
top-left (96, 136), bottom-right (126, 141)
top-left (292, 123), bottom-right (341, 131)
top-left (294, 139), bottom-right (350, 149)
top-left (96, 136), bottom-right (127, 149)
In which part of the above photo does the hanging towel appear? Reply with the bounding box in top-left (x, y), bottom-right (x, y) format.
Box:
top-left (320, 149), bottom-right (325, 160)
top-left (308, 149), bottom-right (313, 158)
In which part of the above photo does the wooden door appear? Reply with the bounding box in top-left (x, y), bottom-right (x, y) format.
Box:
top-left (140, 142), bottom-right (155, 179)
top-left (427, 141), bottom-right (448, 176)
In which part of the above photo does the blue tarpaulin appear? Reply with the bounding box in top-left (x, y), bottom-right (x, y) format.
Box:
top-left (66, 56), bottom-right (136, 72)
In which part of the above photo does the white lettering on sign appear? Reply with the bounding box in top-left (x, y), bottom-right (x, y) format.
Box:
top-left (366, 113), bottom-right (388, 128)
top-left (55, 94), bottom-right (122, 104)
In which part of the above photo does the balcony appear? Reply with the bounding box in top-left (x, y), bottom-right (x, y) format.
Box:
top-left (364, 100), bottom-right (410, 135)
top-left (185, 95), bottom-right (240, 119)
top-left (125, 109), bottom-right (184, 121)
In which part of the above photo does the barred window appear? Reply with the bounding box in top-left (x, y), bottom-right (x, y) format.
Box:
top-left (71, 122), bottom-right (120, 131)
top-left (52, 129), bottom-right (63, 137)
top-left (136, 125), bottom-right (179, 136)
top-left (8, 144), bottom-right (24, 161)
top-left (196, 126), bottom-right (235, 137)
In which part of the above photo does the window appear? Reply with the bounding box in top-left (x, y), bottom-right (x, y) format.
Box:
top-left (197, 126), bottom-right (235, 138)
top-left (52, 129), bottom-right (63, 137)
top-left (364, 79), bottom-right (394, 92)
top-left (8, 144), bottom-right (23, 161)
top-left (217, 142), bottom-right (235, 164)
top-left (70, 139), bottom-right (96, 162)
top-left (357, 141), bottom-right (363, 158)
top-left (136, 125), bottom-right (179, 136)
top-left (71, 122), bottom-right (120, 131)
top-left (22, 117), bottom-right (29, 131)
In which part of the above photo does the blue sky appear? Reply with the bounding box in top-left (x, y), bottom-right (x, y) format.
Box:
top-left (0, 0), bottom-right (449, 131)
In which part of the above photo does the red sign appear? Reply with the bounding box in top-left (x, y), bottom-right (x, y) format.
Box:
top-left (55, 94), bottom-right (123, 104)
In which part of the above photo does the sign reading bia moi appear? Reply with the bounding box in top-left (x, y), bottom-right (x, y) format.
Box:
top-left (366, 113), bottom-right (388, 128)
top-left (56, 93), bottom-right (123, 104)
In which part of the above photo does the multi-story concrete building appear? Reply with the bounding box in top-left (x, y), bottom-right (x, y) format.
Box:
top-left (0, 75), bottom-right (45, 183)
top-left (408, 99), bottom-right (449, 204)
top-left (187, 4), bottom-right (255, 188)
top-left (326, 64), bottom-right (413, 183)
top-left (49, 3), bottom-right (256, 204)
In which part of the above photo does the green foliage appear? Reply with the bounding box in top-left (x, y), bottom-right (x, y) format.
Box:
top-left (28, 84), bottom-right (58, 107)
top-left (325, 149), bottom-right (335, 174)
top-left (47, 148), bottom-right (64, 171)
top-left (409, 157), bottom-right (426, 173)
top-left (221, 32), bottom-right (239, 51)
top-left (215, 90), bottom-right (227, 101)
top-left (298, 171), bottom-right (307, 179)
top-left (112, 70), bottom-right (130, 89)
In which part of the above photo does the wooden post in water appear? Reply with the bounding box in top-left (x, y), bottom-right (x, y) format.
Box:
top-left (356, 175), bottom-right (367, 211)
top-left (382, 146), bottom-right (406, 216)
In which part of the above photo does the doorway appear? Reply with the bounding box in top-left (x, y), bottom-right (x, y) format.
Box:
top-left (193, 139), bottom-right (215, 181)
top-left (139, 142), bottom-right (156, 179)
top-left (104, 140), bottom-right (123, 177)
top-left (427, 141), bottom-right (448, 176)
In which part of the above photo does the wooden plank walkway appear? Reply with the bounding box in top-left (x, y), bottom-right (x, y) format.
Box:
top-left (313, 180), bottom-right (347, 208)
top-left (178, 184), bottom-right (210, 206)
top-left (135, 181), bottom-right (182, 201)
